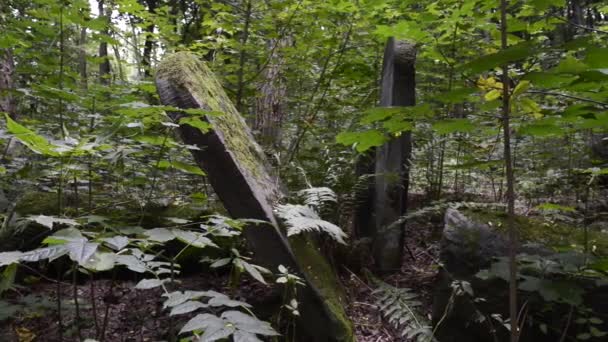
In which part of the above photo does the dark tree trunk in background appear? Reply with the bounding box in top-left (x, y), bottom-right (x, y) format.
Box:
top-left (142, 0), bottom-right (157, 78)
top-left (253, 38), bottom-right (288, 149)
top-left (98, 0), bottom-right (111, 85)
top-left (0, 48), bottom-right (16, 118)
top-left (372, 38), bottom-right (416, 273)
top-left (79, 27), bottom-right (88, 89)
top-left (235, 0), bottom-right (252, 113)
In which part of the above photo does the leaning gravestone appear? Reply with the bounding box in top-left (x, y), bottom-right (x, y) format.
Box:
top-left (155, 52), bottom-right (353, 341)
top-left (372, 38), bottom-right (416, 272)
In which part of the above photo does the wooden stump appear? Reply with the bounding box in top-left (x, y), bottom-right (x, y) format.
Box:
top-left (155, 52), bottom-right (353, 341)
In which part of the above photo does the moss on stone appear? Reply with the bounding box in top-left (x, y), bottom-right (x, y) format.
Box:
top-left (289, 235), bottom-right (355, 342)
top-left (156, 52), bottom-right (272, 186)
top-left (15, 191), bottom-right (60, 215)
top-left (462, 208), bottom-right (608, 255)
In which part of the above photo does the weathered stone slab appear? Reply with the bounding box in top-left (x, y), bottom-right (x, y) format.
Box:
top-left (155, 52), bottom-right (353, 341)
top-left (372, 38), bottom-right (416, 272)
top-left (432, 208), bottom-right (608, 342)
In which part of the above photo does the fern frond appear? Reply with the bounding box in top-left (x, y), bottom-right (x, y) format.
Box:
top-left (275, 204), bottom-right (347, 244)
top-left (371, 277), bottom-right (436, 342)
top-left (385, 201), bottom-right (506, 232)
top-left (297, 187), bottom-right (337, 209)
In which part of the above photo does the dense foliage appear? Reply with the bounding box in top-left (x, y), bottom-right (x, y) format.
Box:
top-left (0, 0), bottom-right (607, 341)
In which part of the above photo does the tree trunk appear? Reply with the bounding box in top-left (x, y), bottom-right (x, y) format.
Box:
top-left (235, 0), bottom-right (252, 113)
top-left (142, 0), bottom-right (157, 78)
top-left (98, 0), bottom-right (111, 85)
top-left (372, 38), bottom-right (416, 273)
top-left (253, 38), bottom-right (288, 149)
top-left (0, 49), bottom-right (16, 118)
top-left (79, 26), bottom-right (88, 89)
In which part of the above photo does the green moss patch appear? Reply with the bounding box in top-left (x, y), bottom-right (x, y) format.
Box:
top-left (462, 208), bottom-right (608, 256)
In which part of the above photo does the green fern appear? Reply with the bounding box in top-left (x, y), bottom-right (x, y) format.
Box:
top-left (372, 278), bottom-right (436, 342)
top-left (297, 186), bottom-right (337, 209)
top-left (275, 204), bottom-right (347, 244)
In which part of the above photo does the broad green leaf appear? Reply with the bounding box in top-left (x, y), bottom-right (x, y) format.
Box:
top-left (66, 239), bottom-right (99, 265)
top-left (116, 255), bottom-right (147, 273)
top-left (179, 117), bottom-right (212, 133)
top-left (552, 56), bottom-right (588, 74)
top-left (180, 313), bottom-right (225, 334)
top-left (460, 42), bottom-right (535, 74)
top-left (485, 89), bottom-right (501, 101)
top-left (241, 261), bottom-right (268, 284)
top-left (144, 228), bottom-right (175, 242)
top-left (360, 107), bottom-right (405, 124)
top-left (584, 47), bottom-right (608, 69)
top-left (5, 114), bottom-right (60, 156)
top-left (102, 236), bottom-right (130, 250)
top-left (20, 246), bottom-right (68, 263)
top-left (336, 130), bottom-right (386, 152)
top-left (0, 252), bottom-right (24, 267)
top-left (222, 311), bottom-right (279, 336)
top-left (82, 252), bottom-right (116, 271)
top-left (512, 81), bottom-right (530, 98)
top-left (173, 230), bottom-right (218, 248)
top-left (531, 0), bottom-right (565, 11)
top-left (432, 119), bottom-right (475, 134)
top-left (28, 215), bottom-right (78, 229)
top-left (135, 278), bottom-right (166, 289)
top-left (170, 300), bottom-right (208, 316)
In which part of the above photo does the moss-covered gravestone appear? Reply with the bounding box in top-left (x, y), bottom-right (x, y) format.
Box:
top-left (373, 38), bottom-right (416, 272)
top-left (155, 52), bottom-right (353, 341)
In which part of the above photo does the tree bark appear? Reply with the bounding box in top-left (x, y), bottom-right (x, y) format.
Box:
top-left (0, 49), bottom-right (16, 118)
top-left (98, 0), bottom-right (111, 85)
top-left (142, 0), bottom-right (158, 78)
top-left (253, 38), bottom-right (288, 149)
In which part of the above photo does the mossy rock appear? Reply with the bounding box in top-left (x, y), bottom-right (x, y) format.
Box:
top-left (462, 208), bottom-right (608, 255)
top-left (432, 208), bottom-right (608, 342)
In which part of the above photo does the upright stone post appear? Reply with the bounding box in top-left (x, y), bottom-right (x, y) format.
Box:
top-left (155, 52), bottom-right (353, 341)
top-left (372, 38), bottom-right (416, 272)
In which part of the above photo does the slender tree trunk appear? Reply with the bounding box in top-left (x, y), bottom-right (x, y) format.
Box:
top-left (0, 49), bottom-right (16, 118)
top-left (79, 26), bottom-right (88, 89)
top-left (253, 37), bottom-right (288, 149)
top-left (235, 0), bottom-right (253, 113)
top-left (98, 0), bottom-right (111, 85)
top-left (500, 1), bottom-right (519, 341)
top-left (142, 0), bottom-right (158, 78)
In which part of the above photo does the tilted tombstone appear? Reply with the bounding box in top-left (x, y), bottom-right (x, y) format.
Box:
top-left (373, 38), bottom-right (416, 272)
top-left (155, 52), bottom-right (353, 341)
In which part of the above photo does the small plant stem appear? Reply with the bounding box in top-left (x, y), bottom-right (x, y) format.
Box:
top-left (72, 264), bottom-right (83, 341)
top-left (57, 266), bottom-right (63, 342)
top-left (99, 270), bottom-right (116, 342)
top-left (90, 274), bottom-right (100, 337)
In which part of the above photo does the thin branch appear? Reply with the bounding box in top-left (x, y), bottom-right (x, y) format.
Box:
top-left (526, 90), bottom-right (608, 107)
top-left (552, 15), bottom-right (608, 35)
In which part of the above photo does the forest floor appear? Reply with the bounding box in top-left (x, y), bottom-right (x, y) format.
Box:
top-left (0, 216), bottom-right (443, 342)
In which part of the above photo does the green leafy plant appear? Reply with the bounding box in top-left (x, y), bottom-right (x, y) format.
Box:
top-left (371, 277), bottom-right (436, 342)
